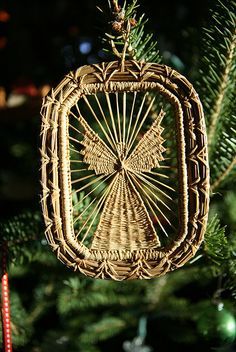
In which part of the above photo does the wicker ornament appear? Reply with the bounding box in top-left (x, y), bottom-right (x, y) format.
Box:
top-left (41, 60), bottom-right (210, 280)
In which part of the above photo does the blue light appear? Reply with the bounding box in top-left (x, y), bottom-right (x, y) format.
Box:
top-left (79, 41), bottom-right (92, 55)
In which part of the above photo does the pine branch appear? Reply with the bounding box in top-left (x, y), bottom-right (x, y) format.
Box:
top-left (207, 25), bottom-right (236, 148)
top-left (211, 152), bottom-right (236, 191)
top-left (0, 212), bottom-right (43, 264)
top-left (101, 0), bottom-right (161, 63)
top-left (210, 106), bottom-right (236, 191)
top-left (58, 278), bottom-right (145, 315)
top-left (197, 0), bottom-right (236, 190)
top-left (203, 215), bottom-right (229, 265)
top-left (225, 249), bottom-right (236, 300)
top-left (203, 214), bottom-right (236, 298)
top-left (79, 317), bottom-right (126, 345)
top-left (198, 0), bottom-right (236, 146)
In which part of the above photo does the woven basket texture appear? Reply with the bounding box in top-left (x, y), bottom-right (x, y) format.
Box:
top-left (41, 60), bottom-right (210, 280)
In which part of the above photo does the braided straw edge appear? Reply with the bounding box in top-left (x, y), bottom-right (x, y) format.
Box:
top-left (40, 60), bottom-right (210, 280)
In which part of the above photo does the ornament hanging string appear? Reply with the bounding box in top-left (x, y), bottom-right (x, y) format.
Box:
top-left (1, 242), bottom-right (13, 352)
top-left (108, 0), bottom-right (137, 71)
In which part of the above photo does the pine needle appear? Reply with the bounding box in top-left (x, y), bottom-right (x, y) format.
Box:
top-left (197, 0), bottom-right (236, 190)
top-left (101, 0), bottom-right (161, 63)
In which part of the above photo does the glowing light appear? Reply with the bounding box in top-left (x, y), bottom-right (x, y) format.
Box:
top-left (226, 319), bottom-right (236, 333)
top-left (0, 10), bottom-right (10, 22)
top-left (79, 41), bottom-right (92, 55)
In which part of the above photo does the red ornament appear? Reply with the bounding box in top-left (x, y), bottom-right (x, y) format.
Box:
top-left (1, 243), bottom-right (13, 352)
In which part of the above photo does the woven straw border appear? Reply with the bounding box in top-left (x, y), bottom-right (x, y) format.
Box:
top-left (41, 61), bottom-right (210, 280)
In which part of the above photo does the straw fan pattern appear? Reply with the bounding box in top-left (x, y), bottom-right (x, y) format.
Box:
top-left (41, 60), bottom-right (210, 280)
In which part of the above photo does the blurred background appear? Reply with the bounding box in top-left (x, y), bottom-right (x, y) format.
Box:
top-left (2, 1), bottom-right (236, 352)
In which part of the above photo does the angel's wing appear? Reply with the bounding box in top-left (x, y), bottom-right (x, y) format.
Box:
top-left (78, 115), bottom-right (117, 175)
top-left (126, 110), bottom-right (166, 172)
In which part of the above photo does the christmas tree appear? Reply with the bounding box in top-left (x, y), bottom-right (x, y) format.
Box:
top-left (0, 0), bottom-right (236, 351)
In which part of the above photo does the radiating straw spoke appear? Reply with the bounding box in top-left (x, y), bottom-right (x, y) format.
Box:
top-left (75, 197), bottom-right (101, 240)
top-left (127, 96), bottom-right (156, 155)
top-left (93, 95), bottom-right (117, 150)
top-left (70, 160), bottom-right (84, 163)
top-left (128, 172), bottom-right (176, 231)
top-left (105, 92), bottom-right (119, 145)
top-left (69, 111), bottom-right (84, 130)
top-left (74, 197), bottom-right (97, 225)
top-left (141, 172), bottom-right (176, 192)
top-left (146, 170), bottom-right (170, 179)
top-left (123, 92), bottom-right (126, 145)
top-left (70, 145), bottom-right (83, 156)
top-left (127, 92), bottom-right (147, 151)
top-left (73, 172), bottom-right (115, 209)
top-left (126, 92), bottom-right (137, 146)
top-left (145, 198), bottom-right (169, 237)
top-left (133, 171), bottom-right (173, 201)
top-left (126, 172), bottom-right (169, 237)
top-left (78, 96), bottom-right (117, 156)
top-left (73, 174), bottom-right (108, 194)
top-left (72, 173), bottom-right (96, 185)
top-left (69, 122), bottom-right (83, 135)
top-left (74, 173), bottom-right (116, 230)
top-left (133, 172), bottom-right (176, 209)
top-left (132, 171), bottom-right (176, 215)
top-left (80, 190), bottom-right (111, 243)
top-left (159, 165), bottom-right (172, 169)
top-left (78, 175), bottom-right (118, 243)
top-left (69, 136), bottom-right (84, 146)
top-left (71, 168), bottom-right (89, 173)
top-left (115, 92), bottom-right (122, 143)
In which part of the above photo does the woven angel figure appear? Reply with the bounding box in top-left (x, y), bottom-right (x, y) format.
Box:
top-left (41, 60), bottom-right (209, 279)
top-left (76, 106), bottom-right (166, 252)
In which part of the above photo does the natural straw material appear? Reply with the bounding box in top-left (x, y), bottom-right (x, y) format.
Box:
top-left (40, 60), bottom-right (210, 280)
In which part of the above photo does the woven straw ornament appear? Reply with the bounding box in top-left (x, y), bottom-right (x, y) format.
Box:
top-left (40, 60), bottom-right (210, 280)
